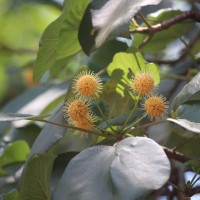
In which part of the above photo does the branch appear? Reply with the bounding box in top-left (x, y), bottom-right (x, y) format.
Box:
top-left (163, 147), bottom-right (191, 163)
top-left (0, 44), bottom-right (37, 55)
top-left (131, 11), bottom-right (200, 34)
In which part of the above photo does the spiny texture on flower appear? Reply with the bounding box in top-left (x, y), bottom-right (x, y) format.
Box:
top-left (74, 115), bottom-right (94, 132)
top-left (143, 95), bottom-right (167, 119)
top-left (132, 72), bottom-right (155, 95)
top-left (63, 98), bottom-right (90, 122)
top-left (73, 71), bottom-right (102, 99)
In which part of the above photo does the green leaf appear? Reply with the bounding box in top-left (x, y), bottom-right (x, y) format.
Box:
top-left (53, 137), bottom-right (170, 200)
top-left (34, 0), bottom-right (90, 80)
top-left (176, 102), bottom-right (200, 123)
top-left (170, 72), bottom-right (200, 113)
top-left (0, 113), bottom-right (36, 121)
top-left (0, 140), bottom-right (30, 176)
top-left (168, 118), bottom-right (200, 134)
top-left (2, 189), bottom-right (19, 200)
top-left (133, 9), bottom-right (194, 53)
top-left (107, 52), bottom-right (160, 96)
top-left (19, 153), bottom-right (56, 200)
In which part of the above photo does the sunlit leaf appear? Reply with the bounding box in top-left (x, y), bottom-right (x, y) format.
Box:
top-left (107, 52), bottom-right (159, 96)
top-left (53, 137), bottom-right (170, 200)
top-left (2, 189), bottom-right (19, 200)
top-left (19, 154), bottom-right (56, 200)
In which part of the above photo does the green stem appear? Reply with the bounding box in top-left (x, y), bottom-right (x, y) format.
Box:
top-left (120, 97), bottom-right (140, 132)
top-left (30, 118), bottom-right (110, 138)
top-left (138, 12), bottom-right (152, 28)
top-left (94, 101), bottom-right (116, 133)
top-left (122, 113), bottom-right (147, 134)
top-left (127, 119), bottom-right (168, 134)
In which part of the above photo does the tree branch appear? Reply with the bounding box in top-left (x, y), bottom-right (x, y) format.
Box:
top-left (163, 147), bottom-right (191, 163)
top-left (131, 11), bottom-right (200, 34)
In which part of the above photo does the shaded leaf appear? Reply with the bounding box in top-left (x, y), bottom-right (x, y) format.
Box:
top-left (176, 102), bottom-right (200, 123)
top-left (168, 118), bottom-right (200, 134)
top-left (2, 189), bottom-right (19, 200)
top-left (170, 72), bottom-right (200, 113)
top-left (0, 141), bottom-right (30, 176)
top-left (19, 154), bottom-right (56, 200)
top-left (53, 137), bottom-right (170, 200)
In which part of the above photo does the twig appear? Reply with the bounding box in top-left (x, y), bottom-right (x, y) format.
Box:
top-left (131, 11), bottom-right (200, 34)
top-left (163, 146), bottom-right (191, 163)
top-left (173, 135), bottom-right (198, 151)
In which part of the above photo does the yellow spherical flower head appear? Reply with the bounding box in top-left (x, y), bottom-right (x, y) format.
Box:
top-left (143, 95), bottom-right (168, 119)
top-left (73, 71), bottom-right (103, 99)
top-left (63, 98), bottom-right (90, 122)
top-left (132, 71), bottom-right (155, 95)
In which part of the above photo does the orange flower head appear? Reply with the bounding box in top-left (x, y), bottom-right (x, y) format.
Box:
top-left (143, 95), bottom-right (167, 119)
top-left (133, 72), bottom-right (155, 95)
top-left (74, 115), bottom-right (94, 132)
top-left (73, 71), bottom-right (102, 99)
top-left (63, 99), bottom-right (90, 122)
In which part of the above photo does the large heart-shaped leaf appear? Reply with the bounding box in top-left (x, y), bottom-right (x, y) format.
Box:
top-left (53, 137), bottom-right (170, 200)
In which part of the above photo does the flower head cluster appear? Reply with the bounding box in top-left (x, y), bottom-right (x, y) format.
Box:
top-left (131, 71), bottom-right (167, 119)
top-left (63, 70), bottom-right (102, 136)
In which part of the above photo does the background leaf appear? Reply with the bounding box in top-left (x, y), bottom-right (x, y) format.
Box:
top-left (53, 137), bottom-right (170, 200)
top-left (34, 0), bottom-right (89, 80)
top-left (19, 154), bottom-right (56, 200)
top-left (0, 141), bottom-right (30, 176)
top-left (107, 52), bottom-right (160, 96)
top-left (168, 118), bottom-right (200, 134)
top-left (170, 72), bottom-right (200, 113)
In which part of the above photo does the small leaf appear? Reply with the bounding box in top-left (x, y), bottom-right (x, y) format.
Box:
top-left (170, 72), bottom-right (200, 113)
top-left (168, 118), bottom-right (200, 134)
top-left (0, 113), bottom-right (35, 121)
top-left (53, 137), bottom-right (170, 200)
top-left (19, 154), bottom-right (56, 200)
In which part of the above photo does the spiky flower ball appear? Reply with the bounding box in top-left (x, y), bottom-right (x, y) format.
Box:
top-left (74, 115), bottom-right (94, 132)
top-left (73, 71), bottom-right (102, 99)
top-left (63, 98), bottom-right (90, 122)
top-left (132, 72), bottom-right (155, 95)
top-left (143, 95), bottom-right (167, 119)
